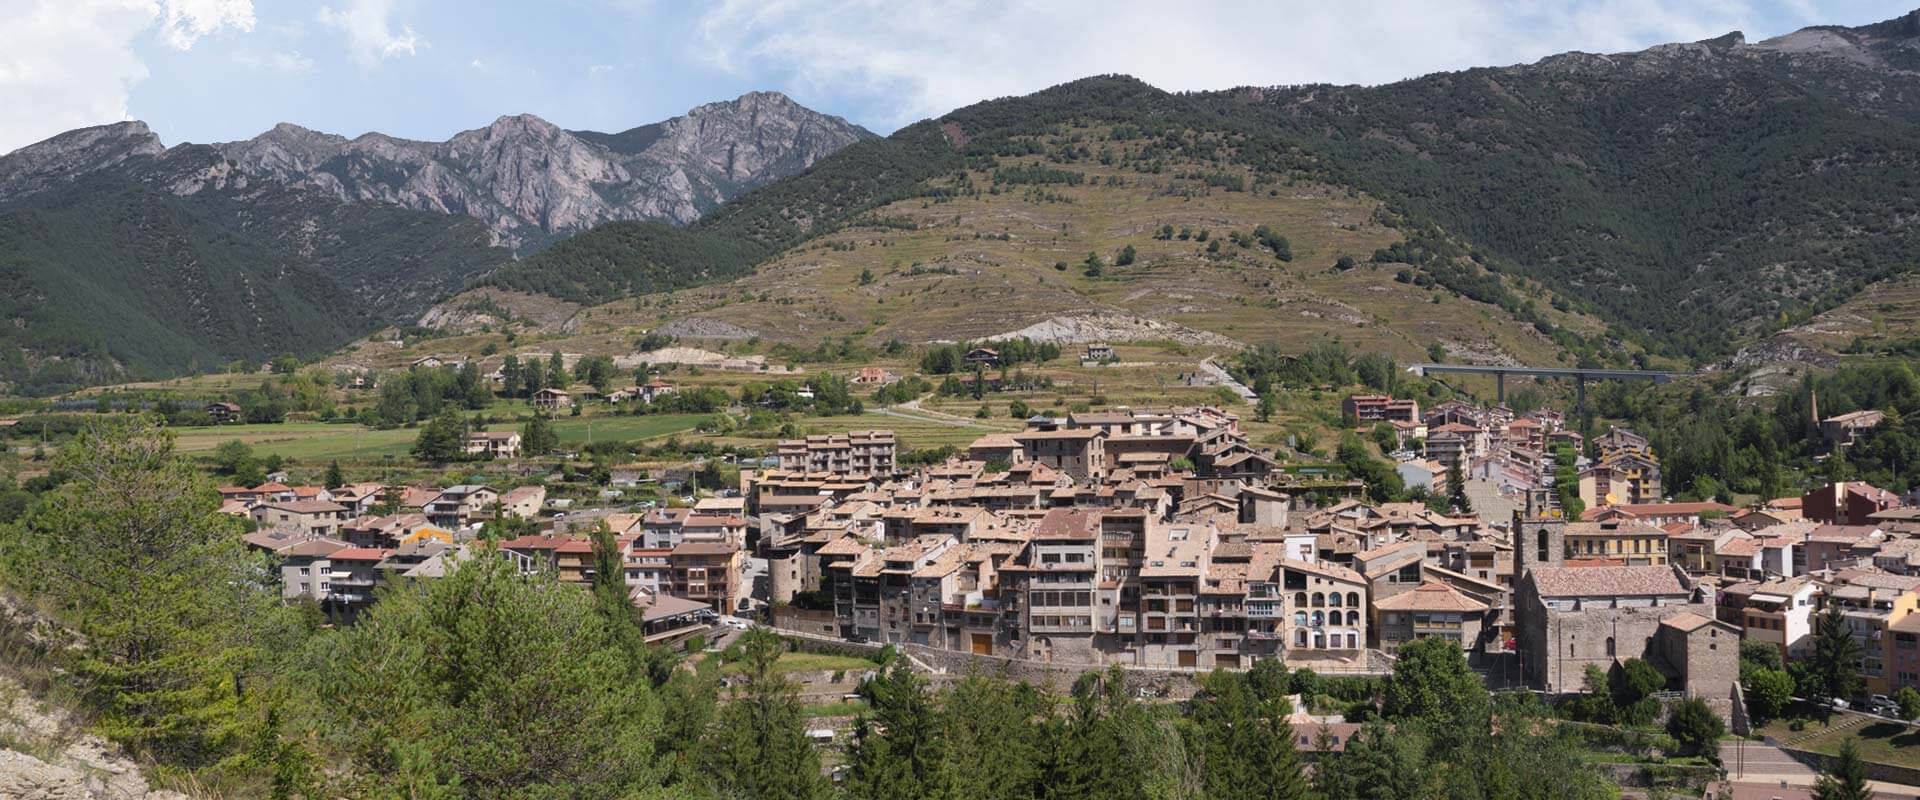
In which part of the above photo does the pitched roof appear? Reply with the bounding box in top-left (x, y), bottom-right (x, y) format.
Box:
top-left (1659, 611), bottom-right (1715, 632)
top-left (1033, 508), bottom-right (1102, 540)
top-left (1374, 581), bottom-right (1490, 612)
top-left (1529, 565), bottom-right (1689, 598)
top-left (329, 547), bottom-right (392, 562)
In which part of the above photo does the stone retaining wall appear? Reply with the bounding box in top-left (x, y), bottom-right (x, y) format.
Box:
top-left (1778, 744), bottom-right (1920, 786)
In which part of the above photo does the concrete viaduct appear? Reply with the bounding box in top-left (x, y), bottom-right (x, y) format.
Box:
top-left (1405, 363), bottom-right (1688, 408)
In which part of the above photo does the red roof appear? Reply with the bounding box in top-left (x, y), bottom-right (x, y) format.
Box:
top-left (329, 547), bottom-right (391, 562)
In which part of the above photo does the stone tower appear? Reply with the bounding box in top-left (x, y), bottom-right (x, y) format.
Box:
top-left (1511, 509), bottom-right (1566, 585)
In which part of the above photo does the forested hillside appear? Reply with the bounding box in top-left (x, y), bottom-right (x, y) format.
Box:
top-left (1239, 19), bottom-right (1920, 360)
top-left (0, 144), bottom-right (509, 394)
top-left (489, 12), bottom-right (1920, 366)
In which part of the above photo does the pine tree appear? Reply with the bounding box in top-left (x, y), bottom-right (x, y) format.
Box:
top-left (845, 653), bottom-right (942, 800)
top-left (521, 414), bottom-right (558, 456)
top-left (1046, 666), bottom-right (1184, 800)
top-left (1184, 669), bottom-right (1310, 800)
top-left (548, 351), bottom-right (569, 388)
top-left (1446, 460), bottom-right (1471, 512)
top-left (523, 359), bottom-right (546, 398)
top-left (323, 460), bottom-right (345, 490)
top-left (1814, 737), bottom-right (1871, 800)
top-left (700, 630), bottom-right (830, 800)
top-left (13, 421), bottom-right (266, 766)
top-left (935, 675), bottom-right (1048, 800)
top-left (1811, 599), bottom-right (1863, 704)
top-left (500, 355), bottom-right (522, 398)
top-left (410, 407), bottom-right (467, 463)
top-left (317, 555), bottom-right (662, 796)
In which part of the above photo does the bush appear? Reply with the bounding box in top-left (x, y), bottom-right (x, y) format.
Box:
top-left (1666, 698), bottom-right (1724, 762)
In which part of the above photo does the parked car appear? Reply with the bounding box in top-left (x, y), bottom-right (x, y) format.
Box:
top-left (846, 632), bottom-right (870, 644)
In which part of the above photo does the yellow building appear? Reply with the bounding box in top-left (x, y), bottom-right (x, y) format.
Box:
top-left (1562, 521), bottom-right (1669, 566)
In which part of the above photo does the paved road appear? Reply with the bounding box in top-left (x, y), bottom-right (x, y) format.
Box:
top-left (1198, 357), bottom-right (1257, 402)
top-left (870, 400), bottom-right (1008, 430)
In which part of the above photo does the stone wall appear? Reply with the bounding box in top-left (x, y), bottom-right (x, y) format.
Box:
top-left (1778, 744), bottom-right (1920, 786)
top-left (771, 623), bottom-right (1390, 696)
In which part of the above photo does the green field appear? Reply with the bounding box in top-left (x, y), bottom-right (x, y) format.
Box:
top-left (1758, 708), bottom-right (1920, 768)
top-left (169, 413), bottom-right (707, 463)
top-left (548, 414), bottom-right (711, 445)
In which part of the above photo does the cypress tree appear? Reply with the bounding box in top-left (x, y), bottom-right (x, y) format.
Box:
top-left (1811, 599), bottom-right (1863, 704)
top-left (1815, 737), bottom-right (1872, 800)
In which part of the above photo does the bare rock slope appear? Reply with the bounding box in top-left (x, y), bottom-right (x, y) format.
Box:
top-left (214, 91), bottom-right (873, 249)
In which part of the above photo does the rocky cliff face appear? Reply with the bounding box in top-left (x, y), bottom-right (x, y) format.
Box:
top-left (212, 91), bottom-right (873, 249)
top-left (0, 122), bottom-right (165, 200)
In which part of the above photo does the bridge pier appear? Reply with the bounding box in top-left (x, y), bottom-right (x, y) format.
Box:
top-left (1496, 373), bottom-right (1505, 404)
top-left (1575, 376), bottom-right (1586, 414)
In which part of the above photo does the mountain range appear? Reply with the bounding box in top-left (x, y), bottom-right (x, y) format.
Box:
top-left (211, 92), bottom-right (873, 250)
top-left (8, 9), bottom-right (1920, 395)
top-left (0, 93), bottom-right (870, 393)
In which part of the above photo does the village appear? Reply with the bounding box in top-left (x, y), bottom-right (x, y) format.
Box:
top-left (12, 333), bottom-right (1918, 797)
top-left (211, 376), bottom-right (1920, 734)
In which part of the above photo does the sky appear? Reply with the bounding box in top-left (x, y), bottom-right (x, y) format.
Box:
top-left (2, 0), bottom-right (1917, 154)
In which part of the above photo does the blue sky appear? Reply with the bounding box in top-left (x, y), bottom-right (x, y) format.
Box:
top-left (3, 0), bottom-right (1917, 153)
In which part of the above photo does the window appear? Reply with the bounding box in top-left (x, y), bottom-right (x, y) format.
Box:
top-left (1312, 592), bottom-right (1325, 607)
top-left (1537, 529), bottom-right (1550, 562)
top-left (1605, 636), bottom-right (1615, 657)
top-left (1347, 592), bottom-right (1360, 608)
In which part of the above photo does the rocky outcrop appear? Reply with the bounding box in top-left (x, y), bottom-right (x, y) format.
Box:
top-left (0, 122), bottom-right (165, 201)
top-left (212, 92), bottom-right (873, 249)
top-left (994, 313), bottom-right (1242, 349)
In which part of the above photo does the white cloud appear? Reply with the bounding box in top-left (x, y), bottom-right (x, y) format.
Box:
top-left (317, 0), bottom-right (423, 68)
top-left (587, 63), bottom-right (614, 75)
top-left (696, 0), bottom-right (1821, 130)
top-left (469, 57), bottom-right (486, 69)
top-left (0, 0), bottom-right (255, 154)
top-left (158, 0), bottom-right (254, 49)
top-left (236, 49), bottom-right (316, 73)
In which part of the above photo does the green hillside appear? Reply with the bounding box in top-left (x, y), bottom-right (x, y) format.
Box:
top-left (486, 17), bottom-right (1920, 366)
top-left (0, 147), bottom-right (509, 395)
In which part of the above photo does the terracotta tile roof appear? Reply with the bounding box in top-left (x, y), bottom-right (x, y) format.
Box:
top-left (1529, 565), bottom-right (1688, 598)
top-left (278, 538), bottom-right (351, 557)
top-left (1659, 611), bottom-right (1714, 632)
top-left (329, 547), bottom-right (392, 562)
top-left (1033, 508), bottom-right (1102, 540)
top-left (257, 499), bottom-right (348, 514)
top-left (1807, 525), bottom-right (1881, 543)
top-left (1374, 581), bottom-right (1490, 612)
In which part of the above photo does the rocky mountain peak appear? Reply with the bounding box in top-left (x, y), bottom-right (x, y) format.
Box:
top-left (478, 113), bottom-right (563, 138)
top-left (0, 120), bottom-right (165, 200)
top-left (190, 93), bottom-right (873, 249)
